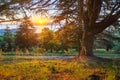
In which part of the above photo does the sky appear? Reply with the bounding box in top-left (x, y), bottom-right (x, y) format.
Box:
top-left (0, 23), bottom-right (45, 33)
top-left (0, 24), bottom-right (18, 29)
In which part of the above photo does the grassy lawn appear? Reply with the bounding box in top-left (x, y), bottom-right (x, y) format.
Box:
top-left (1, 48), bottom-right (120, 56)
top-left (0, 60), bottom-right (119, 80)
top-left (1, 51), bottom-right (120, 59)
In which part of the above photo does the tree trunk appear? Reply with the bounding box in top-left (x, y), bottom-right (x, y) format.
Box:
top-left (77, 31), bottom-right (95, 60)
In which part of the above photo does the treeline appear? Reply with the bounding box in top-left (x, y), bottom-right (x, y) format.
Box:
top-left (0, 20), bottom-right (120, 54)
top-left (0, 20), bottom-right (80, 53)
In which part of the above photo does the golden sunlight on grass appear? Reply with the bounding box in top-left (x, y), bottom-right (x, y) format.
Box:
top-left (31, 15), bottom-right (53, 26)
top-left (0, 59), bottom-right (119, 80)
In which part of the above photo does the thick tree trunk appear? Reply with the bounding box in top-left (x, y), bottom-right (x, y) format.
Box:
top-left (77, 31), bottom-right (95, 60)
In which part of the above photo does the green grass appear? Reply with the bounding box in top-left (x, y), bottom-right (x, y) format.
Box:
top-left (0, 60), bottom-right (119, 80)
top-left (0, 48), bottom-right (119, 56)
top-left (0, 48), bottom-right (120, 61)
top-left (94, 53), bottom-right (120, 57)
top-left (94, 49), bottom-right (120, 58)
top-left (94, 49), bottom-right (113, 54)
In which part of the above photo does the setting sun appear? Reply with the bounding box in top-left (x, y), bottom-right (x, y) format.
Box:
top-left (39, 20), bottom-right (43, 24)
top-left (30, 15), bottom-right (53, 26)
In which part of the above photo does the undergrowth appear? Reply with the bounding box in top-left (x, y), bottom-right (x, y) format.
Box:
top-left (0, 59), bottom-right (119, 80)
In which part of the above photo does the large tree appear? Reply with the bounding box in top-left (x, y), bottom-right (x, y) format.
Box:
top-left (55, 0), bottom-right (120, 60)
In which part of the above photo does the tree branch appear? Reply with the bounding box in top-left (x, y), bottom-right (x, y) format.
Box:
top-left (86, 0), bottom-right (102, 27)
top-left (91, 3), bottom-right (120, 35)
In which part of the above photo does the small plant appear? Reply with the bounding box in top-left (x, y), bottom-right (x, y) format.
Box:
top-left (31, 47), bottom-right (45, 55)
top-left (0, 49), bottom-right (2, 60)
top-left (25, 48), bottom-right (29, 55)
top-left (113, 41), bottom-right (120, 54)
top-left (15, 47), bottom-right (21, 56)
top-left (0, 49), bottom-right (2, 56)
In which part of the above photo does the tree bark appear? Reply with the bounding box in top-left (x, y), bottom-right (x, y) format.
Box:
top-left (78, 30), bottom-right (95, 59)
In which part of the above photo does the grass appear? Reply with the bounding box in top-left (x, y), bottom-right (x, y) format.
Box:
top-left (94, 49), bottom-right (120, 58)
top-left (94, 53), bottom-right (120, 57)
top-left (0, 48), bottom-right (78, 56)
top-left (0, 59), bottom-right (119, 80)
top-left (1, 52), bottom-right (120, 61)
top-left (0, 48), bottom-right (119, 80)
top-left (1, 48), bottom-right (120, 56)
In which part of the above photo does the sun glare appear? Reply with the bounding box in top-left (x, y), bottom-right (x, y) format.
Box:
top-left (39, 20), bottom-right (43, 24)
top-left (30, 15), bottom-right (53, 33)
top-left (30, 15), bottom-right (52, 26)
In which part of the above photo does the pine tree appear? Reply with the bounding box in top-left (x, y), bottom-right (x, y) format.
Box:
top-left (3, 26), bottom-right (14, 51)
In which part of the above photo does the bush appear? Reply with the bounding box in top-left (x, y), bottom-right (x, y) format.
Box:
top-left (113, 41), bottom-right (120, 54)
top-left (30, 47), bottom-right (45, 55)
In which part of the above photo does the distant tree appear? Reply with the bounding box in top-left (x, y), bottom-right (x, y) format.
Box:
top-left (15, 18), bottom-right (38, 50)
top-left (0, 0), bottom-right (56, 51)
top-left (95, 25), bottom-right (120, 51)
top-left (39, 28), bottom-right (55, 53)
top-left (113, 41), bottom-right (120, 54)
top-left (2, 26), bottom-right (15, 51)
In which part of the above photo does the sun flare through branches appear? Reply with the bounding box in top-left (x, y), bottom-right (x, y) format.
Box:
top-left (30, 15), bottom-right (53, 26)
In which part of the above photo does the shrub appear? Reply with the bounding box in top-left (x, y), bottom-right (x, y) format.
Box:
top-left (31, 47), bottom-right (45, 55)
top-left (113, 41), bottom-right (120, 54)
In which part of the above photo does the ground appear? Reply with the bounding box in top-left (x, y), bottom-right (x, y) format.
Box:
top-left (0, 56), bottom-right (120, 80)
top-left (0, 51), bottom-right (120, 80)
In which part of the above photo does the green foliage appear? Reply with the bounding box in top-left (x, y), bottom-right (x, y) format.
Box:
top-left (55, 23), bottom-right (80, 52)
top-left (113, 41), bottom-right (120, 54)
top-left (94, 49), bottom-right (106, 53)
top-left (0, 26), bottom-right (15, 51)
top-left (0, 36), bottom-right (3, 41)
top-left (39, 28), bottom-right (56, 53)
top-left (1, 52), bottom-right (16, 56)
top-left (30, 47), bottom-right (45, 55)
